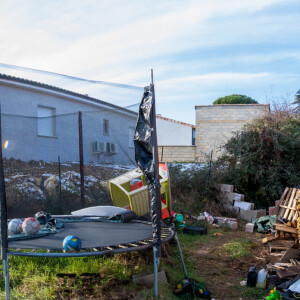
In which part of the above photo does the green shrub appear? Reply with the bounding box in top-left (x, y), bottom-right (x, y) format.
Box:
top-left (169, 164), bottom-right (219, 215)
top-left (216, 109), bottom-right (300, 208)
top-left (213, 94), bottom-right (257, 105)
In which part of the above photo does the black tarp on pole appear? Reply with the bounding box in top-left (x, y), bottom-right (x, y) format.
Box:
top-left (134, 81), bottom-right (161, 297)
top-left (134, 84), bottom-right (161, 250)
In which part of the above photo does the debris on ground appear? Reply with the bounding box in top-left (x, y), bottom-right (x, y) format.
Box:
top-left (263, 188), bottom-right (300, 254)
top-left (132, 271), bottom-right (168, 286)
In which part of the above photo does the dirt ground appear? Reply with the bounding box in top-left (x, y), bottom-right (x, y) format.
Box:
top-left (186, 229), bottom-right (268, 300)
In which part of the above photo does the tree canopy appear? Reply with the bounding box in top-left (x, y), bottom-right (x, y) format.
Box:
top-left (213, 94), bottom-right (258, 105)
top-left (294, 89), bottom-right (300, 106)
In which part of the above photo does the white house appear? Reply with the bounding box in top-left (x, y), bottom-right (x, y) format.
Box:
top-left (0, 74), bottom-right (138, 164)
top-left (156, 115), bottom-right (195, 146)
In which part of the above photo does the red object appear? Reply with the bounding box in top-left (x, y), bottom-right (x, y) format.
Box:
top-left (269, 206), bottom-right (276, 215)
top-left (162, 208), bottom-right (170, 219)
top-left (161, 198), bottom-right (170, 219)
top-left (130, 180), bottom-right (143, 191)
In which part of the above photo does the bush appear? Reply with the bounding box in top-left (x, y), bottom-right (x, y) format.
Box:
top-left (213, 94), bottom-right (258, 105)
top-left (169, 164), bottom-right (219, 215)
top-left (216, 108), bottom-right (300, 208)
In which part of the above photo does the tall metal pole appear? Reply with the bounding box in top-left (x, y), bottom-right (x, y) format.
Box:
top-left (78, 111), bottom-right (85, 208)
top-left (151, 69), bottom-right (162, 298)
top-left (0, 106), bottom-right (10, 300)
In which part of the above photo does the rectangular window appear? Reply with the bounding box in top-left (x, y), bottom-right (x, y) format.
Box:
top-left (38, 106), bottom-right (55, 137)
top-left (192, 128), bottom-right (196, 145)
top-left (103, 119), bottom-right (109, 135)
top-left (129, 127), bottom-right (135, 148)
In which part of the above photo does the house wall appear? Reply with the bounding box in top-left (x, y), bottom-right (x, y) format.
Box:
top-left (0, 80), bottom-right (137, 164)
top-left (158, 146), bottom-right (196, 162)
top-left (195, 104), bottom-right (270, 161)
top-left (156, 117), bottom-right (194, 146)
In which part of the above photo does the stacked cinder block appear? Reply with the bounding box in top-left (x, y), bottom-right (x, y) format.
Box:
top-left (218, 184), bottom-right (266, 223)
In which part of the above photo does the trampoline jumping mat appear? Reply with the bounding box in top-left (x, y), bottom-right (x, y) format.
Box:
top-left (8, 221), bottom-right (153, 250)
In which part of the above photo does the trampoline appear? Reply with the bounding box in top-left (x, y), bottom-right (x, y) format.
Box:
top-left (7, 219), bottom-right (174, 257)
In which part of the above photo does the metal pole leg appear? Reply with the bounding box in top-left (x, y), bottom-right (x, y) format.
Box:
top-left (174, 233), bottom-right (188, 278)
top-left (153, 246), bottom-right (160, 298)
top-left (3, 256), bottom-right (10, 300)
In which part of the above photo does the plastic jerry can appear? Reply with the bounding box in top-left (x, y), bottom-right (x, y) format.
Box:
top-left (247, 266), bottom-right (257, 287)
top-left (256, 268), bottom-right (268, 288)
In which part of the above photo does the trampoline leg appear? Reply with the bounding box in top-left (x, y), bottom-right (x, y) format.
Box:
top-left (153, 246), bottom-right (160, 298)
top-left (3, 257), bottom-right (10, 300)
top-left (174, 233), bottom-right (188, 278)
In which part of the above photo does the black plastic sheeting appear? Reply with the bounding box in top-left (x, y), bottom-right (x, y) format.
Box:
top-left (134, 85), bottom-right (161, 254)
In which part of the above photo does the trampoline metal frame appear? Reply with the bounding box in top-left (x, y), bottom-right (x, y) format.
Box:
top-left (7, 224), bottom-right (175, 257)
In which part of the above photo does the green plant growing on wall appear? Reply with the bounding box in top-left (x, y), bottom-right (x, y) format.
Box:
top-left (213, 94), bottom-right (258, 105)
top-left (215, 108), bottom-right (300, 208)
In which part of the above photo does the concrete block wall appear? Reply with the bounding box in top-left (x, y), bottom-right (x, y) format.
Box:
top-left (195, 104), bottom-right (270, 160)
top-left (158, 146), bottom-right (196, 162)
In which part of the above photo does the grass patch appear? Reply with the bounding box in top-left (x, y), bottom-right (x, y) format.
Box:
top-left (236, 286), bottom-right (269, 299)
top-left (0, 228), bottom-right (260, 299)
top-left (220, 238), bottom-right (257, 259)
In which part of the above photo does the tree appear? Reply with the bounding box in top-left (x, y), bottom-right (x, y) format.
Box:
top-left (294, 89), bottom-right (300, 109)
top-left (213, 94), bottom-right (258, 105)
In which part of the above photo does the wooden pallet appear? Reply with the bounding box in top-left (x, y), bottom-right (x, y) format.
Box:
top-left (269, 239), bottom-right (295, 253)
top-left (276, 188), bottom-right (300, 222)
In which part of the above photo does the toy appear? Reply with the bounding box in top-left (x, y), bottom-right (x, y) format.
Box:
top-left (174, 213), bottom-right (186, 228)
top-left (63, 235), bottom-right (82, 252)
top-left (265, 287), bottom-right (282, 300)
top-left (8, 219), bottom-right (23, 234)
top-left (22, 217), bottom-right (40, 235)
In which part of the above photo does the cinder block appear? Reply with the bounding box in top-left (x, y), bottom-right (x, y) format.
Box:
top-left (234, 200), bottom-right (254, 210)
top-left (269, 206), bottom-right (276, 215)
top-left (239, 209), bottom-right (266, 222)
top-left (218, 184), bottom-right (234, 193)
top-left (245, 223), bottom-right (254, 233)
top-left (132, 271), bottom-right (168, 286)
top-left (219, 192), bottom-right (244, 205)
top-left (217, 219), bottom-right (238, 230)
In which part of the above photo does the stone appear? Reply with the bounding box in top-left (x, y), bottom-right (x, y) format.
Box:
top-left (269, 206), bottom-right (276, 215)
top-left (218, 184), bottom-right (234, 193)
top-left (217, 218), bottom-right (238, 230)
top-left (132, 271), bottom-right (168, 286)
top-left (245, 223), bottom-right (254, 233)
top-left (275, 200), bottom-right (280, 207)
top-left (44, 175), bottom-right (59, 195)
top-left (234, 200), bottom-right (254, 210)
top-left (239, 209), bottom-right (266, 222)
top-left (219, 192), bottom-right (244, 205)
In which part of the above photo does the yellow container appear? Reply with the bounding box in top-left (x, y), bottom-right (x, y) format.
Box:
top-left (109, 163), bottom-right (171, 216)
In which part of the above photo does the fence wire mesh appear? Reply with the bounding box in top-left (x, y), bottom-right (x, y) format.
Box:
top-left (2, 110), bottom-right (139, 218)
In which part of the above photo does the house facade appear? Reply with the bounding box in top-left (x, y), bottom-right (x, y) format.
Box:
top-left (156, 115), bottom-right (196, 162)
top-left (0, 74), bottom-right (138, 164)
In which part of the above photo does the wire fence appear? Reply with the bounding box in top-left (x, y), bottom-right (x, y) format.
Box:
top-left (2, 111), bottom-right (138, 217)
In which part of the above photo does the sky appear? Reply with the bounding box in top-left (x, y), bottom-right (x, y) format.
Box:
top-left (0, 0), bottom-right (300, 124)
